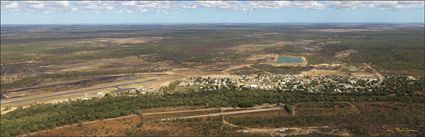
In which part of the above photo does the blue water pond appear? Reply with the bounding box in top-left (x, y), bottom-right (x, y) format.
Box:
top-left (276, 56), bottom-right (303, 64)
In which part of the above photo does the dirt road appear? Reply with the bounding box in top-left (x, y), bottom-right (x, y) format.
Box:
top-left (160, 106), bottom-right (282, 121)
top-left (364, 63), bottom-right (384, 84)
top-left (222, 64), bottom-right (254, 75)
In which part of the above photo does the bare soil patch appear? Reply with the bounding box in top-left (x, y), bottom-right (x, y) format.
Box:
top-left (97, 37), bottom-right (162, 45)
top-left (301, 69), bottom-right (348, 77)
top-left (336, 49), bottom-right (358, 58)
top-left (351, 72), bottom-right (377, 79)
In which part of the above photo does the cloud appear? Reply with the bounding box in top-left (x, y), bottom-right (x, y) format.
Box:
top-left (58, 1), bottom-right (70, 8)
top-left (1, 1), bottom-right (423, 13)
top-left (177, 1), bottom-right (325, 11)
top-left (326, 1), bottom-right (424, 9)
top-left (178, 1), bottom-right (422, 11)
top-left (1, 1), bottom-right (74, 13)
top-left (120, 1), bottom-right (172, 12)
top-left (247, 1), bottom-right (325, 10)
top-left (188, 1), bottom-right (242, 10)
top-left (26, 1), bottom-right (45, 9)
top-left (79, 1), bottom-right (115, 10)
top-left (2, 1), bottom-right (20, 11)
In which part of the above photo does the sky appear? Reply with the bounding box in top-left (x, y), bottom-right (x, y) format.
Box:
top-left (1, 1), bottom-right (424, 24)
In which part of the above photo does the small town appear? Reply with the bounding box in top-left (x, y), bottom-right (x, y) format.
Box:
top-left (173, 74), bottom-right (419, 93)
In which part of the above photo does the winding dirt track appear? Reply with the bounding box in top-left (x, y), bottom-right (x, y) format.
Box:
top-left (363, 63), bottom-right (384, 84)
top-left (159, 106), bottom-right (282, 121)
top-left (222, 64), bottom-right (253, 75)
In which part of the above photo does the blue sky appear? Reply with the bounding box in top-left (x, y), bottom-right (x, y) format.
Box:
top-left (1, 1), bottom-right (424, 24)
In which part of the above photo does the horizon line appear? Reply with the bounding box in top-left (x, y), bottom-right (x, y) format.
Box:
top-left (2, 22), bottom-right (424, 25)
